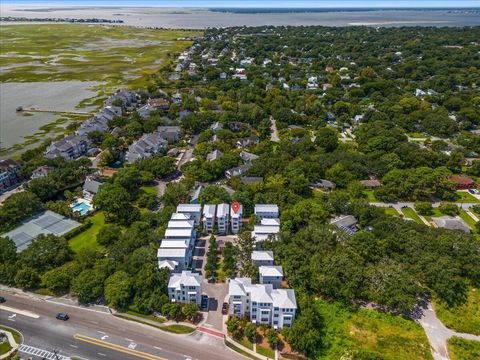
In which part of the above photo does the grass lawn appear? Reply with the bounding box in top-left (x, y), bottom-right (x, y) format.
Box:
top-left (226, 341), bottom-right (259, 360)
top-left (384, 207), bottom-right (399, 217)
top-left (160, 324), bottom-right (195, 334)
top-left (0, 325), bottom-right (22, 352)
top-left (312, 300), bottom-right (432, 360)
top-left (408, 132), bottom-right (427, 139)
top-left (69, 212), bottom-right (106, 253)
top-left (140, 185), bottom-right (158, 196)
top-left (447, 337), bottom-right (480, 360)
top-left (125, 309), bottom-right (166, 324)
top-left (458, 209), bottom-right (477, 233)
top-left (363, 190), bottom-right (378, 202)
top-left (434, 288), bottom-right (480, 335)
top-left (455, 191), bottom-right (480, 203)
top-left (424, 207), bottom-right (444, 221)
top-left (237, 337), bottom-right (254, 350)
top-left (401, 207), bottom-right (424, 225)
top-left (257, 344), bottom-right (275, 358)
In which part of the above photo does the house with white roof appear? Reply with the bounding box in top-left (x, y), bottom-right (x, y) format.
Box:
top-left (254, 204), bottom-right (279, 220)
top-left (176, 204), bottom-right (202, 225)
top-left (216, 203), bottom-right (230, 235)
top-left (168, 270), bottom-right (203, 306)
top-left (203, 204), bottom-right (216, 233)
top-left (157, 248), bottom-right (188, 271)
top-left (251, 251), bottom-right (274, 266)
top-left (259, 266), bottom-right (283, 289)
top-left (252, 225), bottom-right (280, 242)
top-left (228, 278), bottom-right (296, 329)
top-left (230, 203), bottom-right (243, 234)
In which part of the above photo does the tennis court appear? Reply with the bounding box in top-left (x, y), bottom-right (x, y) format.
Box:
top-left (3, 210), bottom-right (81, 251)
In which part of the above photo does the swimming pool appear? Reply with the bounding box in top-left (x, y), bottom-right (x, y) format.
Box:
top-left (71, 201), bottom-right (92, 216)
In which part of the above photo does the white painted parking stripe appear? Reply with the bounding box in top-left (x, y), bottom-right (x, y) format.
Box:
top-left (18, 344), bottom-right (69, 360)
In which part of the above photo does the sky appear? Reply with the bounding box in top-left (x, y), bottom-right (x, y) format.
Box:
top-left (2, 0), bottom-right (480, 8)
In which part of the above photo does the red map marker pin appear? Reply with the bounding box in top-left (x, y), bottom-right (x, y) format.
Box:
top-left (231, 201), bottom-right (241, 214)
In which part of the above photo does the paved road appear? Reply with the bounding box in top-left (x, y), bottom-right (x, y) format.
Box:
top-left (0, 291), bottom-right (244, 360)
top-left (270, 116), bottom-right (280, 143)
top-left (416, 301), bottom-right (480, 360)
top-left (177, 135), bottom-right (199, 169)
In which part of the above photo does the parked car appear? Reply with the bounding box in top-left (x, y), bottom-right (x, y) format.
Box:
top-left (201, 295), bottom-right (209, 310)
top-left (221, 302), bottom-right (228, 314)
top-left (0, 296), bottom-right (5, 303)
top-left (56, 313), bottom-right (69, 321)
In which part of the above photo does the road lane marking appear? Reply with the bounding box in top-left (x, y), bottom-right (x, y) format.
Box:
top-left (128, 342), bottom-right (138, 350)
top-left (74, 334), bottom-right (168, 360)
top-left (70, 344), bottom-right (78, 348)
top-left (154, 346), bottom-right (162, 350)
top-left (0, 305), bottom-right (40, 318)
top-left (97, 330), bottom-right (106, 334)
top-left (101, 335), bottom-right (109, 340)
top-left (98, 353), bottom-right (107, 357)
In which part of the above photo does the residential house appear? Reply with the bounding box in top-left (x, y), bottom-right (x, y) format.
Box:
top-left (45, 134), bottom-right (90, 160)
top-left (360, 179), bottom-right (382, 189)
top-left (240, 151), bottom-right (259, 163)
top-left (331, 215), bottom-right (358, 236)
top-left (237, 136), bottom-right (259, 148)
top-left (251, 251), bottom-right (274, 266)
top-left (148, 98), bottom-right (170, 110)
top-left (189, 185), bottom-right (203, 204)
top-left (228, 278), bottom-right (297, 329)
top-left (125, 132), bottom-right (168, 163)
top-left (252, 224), bottom-right (280, 242)
top-left (176, 204), bottom-right (202, 225)
top-left (105, 89), bottom-right (137, 107)
top-left (168, 271), bottom-right (203, 306)
top-left (203, 205), bottom-right (216, 233)
top-left (449, 175), bottom-right (475, 190)
top-left (31, 165), bottom-right (54, 180)
top-left (225, 164), bottom-right (251, 178)
top-left (0, 159), bottom-right (22, 192)
top-left (157, 126), bottom-right (181, 144)
top-left (312, 179), bottom-right (335, 191)
top-left (254, 204), bottom-right (279, 221)
top-left (82, 178), bottom-right (103, 201)
top-left (230, 203), bottom-right (243, 234)
top-left (210, 122), bottom-right (223, 133)
top-left (432, 216), bottom-right (471, 233)
top-left (206, 149), bottom-right (223, 162)
top-left (216, 203), bottom-right (230, 235)
top-left (259, 266), bottom-right (283, 289)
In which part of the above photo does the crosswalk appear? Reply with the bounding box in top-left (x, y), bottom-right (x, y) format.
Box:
top-left (18, 344), bottom-right (69, 360)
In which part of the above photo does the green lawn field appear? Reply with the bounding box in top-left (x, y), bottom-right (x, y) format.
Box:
top-left (69, 212), bottom-right (106, 253)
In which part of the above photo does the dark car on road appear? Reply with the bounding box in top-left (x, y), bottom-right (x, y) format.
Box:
top-left (56, 313), bottom-right (69, 321)
top-left (0, 296), bottom-right (5, 303)
top-left (201, 295), bottom-right (209, 310)
top-left (222, 302), bottom-right (228, 314)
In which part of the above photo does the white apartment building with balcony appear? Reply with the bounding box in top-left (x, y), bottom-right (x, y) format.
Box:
top-left (251, 251), bottom-right (274, 266)
top-left (168, 270), bottom-right (202, 306)
top-left (216, 203), bottom-right (230, 235)
top-left (228, 277), bottom-right (296, 329)
top-left (203, 204), bottom-right (216, 233)
top-left (230, 203), bottom-right (243, 234)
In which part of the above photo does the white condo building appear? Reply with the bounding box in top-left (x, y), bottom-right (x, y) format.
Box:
top-left (230, 203), bottom-right (243, 234)
top-left (259, 266), bottom-right (283, 289)
top-left (177, 204), bottom-right (202, 225)
top-left (168, 271), bottom-right (203, 306)
top-left (254, 204), bottom-right (279, 221)
top-left (251, 251), bottom-right (274, 266)
top-left (203, 204), bottom-right (216, 233)
top-left (228, 278), bottom-right (296, 329)
top-left (216, 203), bottom-right (230, 235)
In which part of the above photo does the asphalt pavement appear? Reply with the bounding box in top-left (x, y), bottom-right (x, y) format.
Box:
top-left (0, 291), bottom-right (244, 360)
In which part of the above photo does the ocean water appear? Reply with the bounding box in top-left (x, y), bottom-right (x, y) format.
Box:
top-left (1, 5), bottom-right (479, 27)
